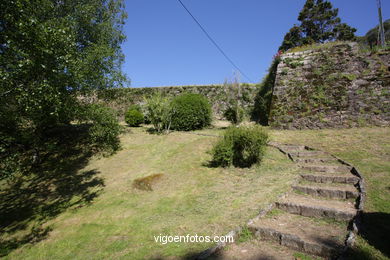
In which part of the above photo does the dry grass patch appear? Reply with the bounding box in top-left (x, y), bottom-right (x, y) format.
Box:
top-left (133, 174), bottom-right (164, 191)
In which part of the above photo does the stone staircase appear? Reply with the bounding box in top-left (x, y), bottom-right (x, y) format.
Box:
top-left (208, 143), bottom-right (364, 260)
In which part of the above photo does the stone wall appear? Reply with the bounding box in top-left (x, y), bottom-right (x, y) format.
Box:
top-left (270, 42), bottom-right (390, 129)
top-left (86, 84), bottom-right (259, 120)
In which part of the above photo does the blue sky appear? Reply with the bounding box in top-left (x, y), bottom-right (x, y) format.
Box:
top-left (121, 0), bottom-right (389, 87)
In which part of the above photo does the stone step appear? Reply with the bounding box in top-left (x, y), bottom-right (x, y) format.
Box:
top-left (248, 212), bottom-right (346, 258)
top-left (216, 238), bottom-right (301, 260)
top-left (279, 144), bottom-right (307, 152)
top-left (300, 165), bottom-right (352, 174)
top-left (300, 173), bottom-right (360, 184)
top-left (289, 151), bottom-right (327, 157)
top-left (294, 157), bottom-right (337, 164)
top-left (276, 194), bottom-right (356, 221)
top-left (292, 184), bottom-right (359, 199)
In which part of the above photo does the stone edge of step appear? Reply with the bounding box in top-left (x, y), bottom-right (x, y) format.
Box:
top-left (194, 142), bottom-right (365, 260)
top-left (248, 225), bottom-right (343, 258)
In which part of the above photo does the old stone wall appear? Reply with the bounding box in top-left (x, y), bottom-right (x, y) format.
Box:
top-left (84, 84), bottom-right (259, 120)
top-left (270, 42), bottom-right (390, 129)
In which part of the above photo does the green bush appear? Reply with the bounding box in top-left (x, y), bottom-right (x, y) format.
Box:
top-left (211, 125), bottom-right (268, 168)
top-left (170, 93), bottom-right (212, 131)
top-left (144, 93), bottom-right (172, 133)
top-left (127, 104), bottom-right (142, 112)
top-left (125, 108), bottom-right (144, 127)
top-left (82, 104), bottom-right (121, 154)
top-left (224, 106), bottom-right (245, 125)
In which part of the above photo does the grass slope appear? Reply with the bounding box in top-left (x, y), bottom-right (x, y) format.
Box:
top-left (2, 127), bottom-right (296, 259)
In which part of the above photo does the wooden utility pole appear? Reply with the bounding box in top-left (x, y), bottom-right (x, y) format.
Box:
top-left (377, 0), bottom-right (386, 47)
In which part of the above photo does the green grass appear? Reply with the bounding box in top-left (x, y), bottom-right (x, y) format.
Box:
top-left (293, 252), bottom-right (321, 260)
top-left (1, 126), bottom-right (297, 259)
top-left (2, 125), bottom-right (388, 259)
top-left (271, 126), bottom-right (390, 259)
top-left (237, 226), bottom-right (254, 244)
top-left (285, 41), bottom-right (349, 53)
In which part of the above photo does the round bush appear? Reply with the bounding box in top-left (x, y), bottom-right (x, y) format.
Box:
top-left (170, 93), bottom-right (212, 131)
top-left (125, 109), bottom-right (144, 127)
top-left (211, 125), bottom-right (268, 168)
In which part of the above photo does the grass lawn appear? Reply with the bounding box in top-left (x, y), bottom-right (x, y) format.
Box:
top-left (2, 125), bottom-right (388, 259)
top-left (271, 126), bottom-right (390, 260)
top-left (1, 126), bottom-right (297, 259)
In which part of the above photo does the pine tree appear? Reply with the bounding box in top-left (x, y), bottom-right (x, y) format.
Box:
top-left (279, 0), bottom-right (356, 51)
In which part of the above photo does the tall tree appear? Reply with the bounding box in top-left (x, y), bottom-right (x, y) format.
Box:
top-left (0, 0), bottom-right (127, 177)
top-left (0, 0), bottom-right (127, 132)
top-left (279, 0), bottom-right (356, 51)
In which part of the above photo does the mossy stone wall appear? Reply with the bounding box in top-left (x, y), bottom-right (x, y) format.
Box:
top-left (270, 42), bottom-right (390, 129)
top-left (83, 84), bottom-right (259, 120)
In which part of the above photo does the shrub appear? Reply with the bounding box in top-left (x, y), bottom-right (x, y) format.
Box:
top-left (211, 125), bottom-right (268, 168)
top-left (224, 106), bottom-right (245, 125)
top-left (127, 104), bottom-right (142, 112)
top-left (82, 104), bottom-right (121, 154)
top-left (144, 93), bottom-right (172, 133)
top-left (170, 93), bottom-right (212, 131)
top-left (125, 108), bottom-right (144, 127)
top-left (223, 75), bottom-right (245, 125)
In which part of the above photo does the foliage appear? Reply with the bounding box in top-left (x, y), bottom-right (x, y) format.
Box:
top-left (210, 125), bottom-right (268, 168)
top-left (224, 107), bottom-right (245, 125)
top-left (80, 104), bottom-right (121, 154)
top-left (144, 93), bottom-right (172, 133)
top-left (361, 19), bottom-right (390, 48)
top-left (223, 75), bottom-right (245, 125)
top-left (170, 93), bottom-right (212, 131)
top-left (0, 0), bottom-right (127, 178)
top-left (251, 56), bottom-right (281, 125)
top-left (125, 109), bottom-right (144, 127)
top-left (279, 0), bottom-right (356, 51)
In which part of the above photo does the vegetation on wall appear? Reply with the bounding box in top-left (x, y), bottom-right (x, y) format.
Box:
top-left (270, 41), bottom-right (390, 129)
top-left (251, 54), bottom-right (281, 125)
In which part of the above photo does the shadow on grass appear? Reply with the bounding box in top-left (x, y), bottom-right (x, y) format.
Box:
top-left (359, 212), bottom-right (390, 257)
top-left (344, 212), bottom-right (390, 259)
top-left (0, 125), bottom-right (105, 256)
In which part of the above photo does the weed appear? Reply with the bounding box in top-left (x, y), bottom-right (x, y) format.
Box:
top-left (237, 226), bottom-right (254, 243)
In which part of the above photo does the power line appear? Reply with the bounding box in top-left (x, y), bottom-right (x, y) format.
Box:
top-left (176, 0), bottom-right (254, 83)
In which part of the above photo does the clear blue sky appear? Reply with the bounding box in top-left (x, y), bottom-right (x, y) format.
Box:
top-left (121, 0), bottom-right (389, 87)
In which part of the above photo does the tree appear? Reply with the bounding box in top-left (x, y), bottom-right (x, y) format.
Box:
top-left (0, 0), bottom-right (127, 178)
top-left (364, 19), bottom-right (390, 48)
top-left (279, 0), bottom-right (356, 51)
top-left (279, 25), bottom-right (305, 52)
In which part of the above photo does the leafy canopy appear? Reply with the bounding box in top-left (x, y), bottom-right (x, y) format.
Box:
top-left (0, 0), bottom-right (127, 178)
top-left (279, 0), bottom-right (356, 51)
top-left (0, 0), bottom-right (127, 133)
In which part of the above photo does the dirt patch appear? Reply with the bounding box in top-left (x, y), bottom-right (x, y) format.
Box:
top-left (132, 173), bottom-right (164, 191)
top-left (215, 239), bottom-right (299, 260)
